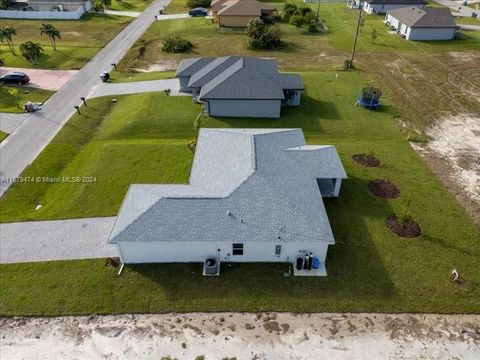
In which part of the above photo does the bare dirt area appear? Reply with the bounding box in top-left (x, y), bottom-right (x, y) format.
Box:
top-left (360, 51), bottom-right (480, 226)
top-left (1, 313), bottom-right (479, 359)
top-left (134, 59), bottom-right (179, 72)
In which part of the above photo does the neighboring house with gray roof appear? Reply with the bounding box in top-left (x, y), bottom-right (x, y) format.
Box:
top-left (211, 0), bottom-right (275, 27)
top-left (386, 7), bottom-right (457, 40)
top-left (346, 0), bottom-right (426, 14)
top-left (175, 56), bottom-right (304, 118)
top-left (108, 128), bottom-right (347, 276)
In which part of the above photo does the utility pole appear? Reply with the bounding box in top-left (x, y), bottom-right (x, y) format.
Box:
top-left (349, 1), bottom-right (363, 69)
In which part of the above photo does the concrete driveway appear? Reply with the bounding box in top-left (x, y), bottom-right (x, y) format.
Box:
top-left (0, 217), bottom-right (117, 264)
top-left (0, 67), bottom-right (78, 91)
top-left (88, 78), bottom-right (185, 98)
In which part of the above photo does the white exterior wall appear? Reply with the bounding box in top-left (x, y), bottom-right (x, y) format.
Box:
top-left (0, 5), bottom-right (86, 19)
top-left (208, 99), bottom-right (282, 118)
top-left (385, 13), bottom-right (401, 28)
top-left (118, 240), bottom-right (331, 265)
top-left (406, 27), bottom-right (456, 40)
top-left (365, 3), bottom-right (425, 14)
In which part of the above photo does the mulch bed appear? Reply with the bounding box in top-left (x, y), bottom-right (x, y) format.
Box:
top-left (386, 214), bottom-right (422, 238)
top-left (368, 179), bottom-right (401, 199)
top-left (353, 154), bottom-right (380, 167)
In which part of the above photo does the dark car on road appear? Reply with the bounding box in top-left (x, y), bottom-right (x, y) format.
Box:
top-left (189, 7), bottom-right (208, 17)
top-left (0, 72), bottom-right (30, 85)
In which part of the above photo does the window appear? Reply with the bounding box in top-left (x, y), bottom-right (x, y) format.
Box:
top-left (232, 243), bottom-right (243, 256)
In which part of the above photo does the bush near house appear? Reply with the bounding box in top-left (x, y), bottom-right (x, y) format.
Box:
top-left (162, 35), bottom-right (193, 53)
top-left (186, 0), bottom-right (210, 8)
top-left (245, 19), bottom-right (282, 50)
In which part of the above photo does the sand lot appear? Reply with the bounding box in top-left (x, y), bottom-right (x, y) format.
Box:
top-left (1, 313), bottom-right (479, 359)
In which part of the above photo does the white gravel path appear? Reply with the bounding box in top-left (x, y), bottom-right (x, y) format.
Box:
top-left (0, 217), bottom-right (117, 264)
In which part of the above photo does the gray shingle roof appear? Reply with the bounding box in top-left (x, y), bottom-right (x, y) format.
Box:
top-left (387, 7), bottom-right (456, 28)
top-left (108, 129), bottom-right (346, 245)
top-left (175, 57), bottom-right (215, 77)
top-left (177, 56), bottom-right (304, 100)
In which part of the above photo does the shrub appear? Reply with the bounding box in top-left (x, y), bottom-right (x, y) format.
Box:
top-left (307, 23), bottom-right (318, 33)
top-left (282, 3), bottom-right (297, 21)
top-left (289, 15), bottom-right (305, 28)
top-left (186, 0), bottom-right (210, 8)
top-left (162, 35), bottom-right (193, 53)
top-left (245, 19), bottom-right (282, 50)
top-left (304, 11), bottom-right (316, 24)
top-left (298, 5), bottom-right (313, 16)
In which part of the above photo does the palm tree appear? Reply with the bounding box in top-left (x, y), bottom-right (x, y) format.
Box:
top-left (0, 26), bottom-right (17, 55)
top-left (20, 41), bottom-right (44, 64)
top-left (40, 24), bottom-right (61, 51)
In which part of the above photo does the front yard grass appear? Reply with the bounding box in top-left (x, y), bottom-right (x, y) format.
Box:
top-left (0, 71), bottom-right (479, 315)
top-left (0, 131), bottom-right (7, 142)
top-left (118, 4), bottom-right (480, 73)
top-left (0, 86), bottom-right (54, 113)
top-left (107, 0), bottom-right (153, 11)
top-left (0, 14), bottom-right (131, 69)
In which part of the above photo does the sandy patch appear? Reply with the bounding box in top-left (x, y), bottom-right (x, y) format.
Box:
top-left (135, 60), bottom-right (178, 72)
top-left (424, 115), bottom-right (480, 204)
top-left (1, 313), bottom-right (479, 359)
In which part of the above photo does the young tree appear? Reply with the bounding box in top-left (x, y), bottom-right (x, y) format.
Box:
top-left (8, 88), bottom-right (20, 108)
top-left (282, 3), bottom-right (297, 21)
top-left (0, 26), bottom-right (17, 55)
top-left (289, 15), bottom-right (305, 28)
top-left (0, 0), bottom-right (10, 10)
top-left (20, 41), bottom-right (44, 64)
top-left (40, 24), bottom-right (61, 51)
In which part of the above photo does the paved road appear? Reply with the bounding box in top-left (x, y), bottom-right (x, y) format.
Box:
top-left (0, 113), bottom-right (29, 134)
top-left (433, 0), bottom-right (478, 16)
top-left (89, 78), bottom-right (185, 98)
top-left (0, 0), bottom-right (170, 198)
top-left (0, 217), bottom-right (117, 264)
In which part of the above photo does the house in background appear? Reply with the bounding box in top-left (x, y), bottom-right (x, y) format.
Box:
top-left (347, 0), bottom-right (426, 14)
top-left (175, 56), bottom-right (304, 118)
top-left (386, 7), bottom-right (457, 40)
top-left (3, 0), bottom-right (92, 19)
top-left (211, 0), bottom-right (275, 27)
top-left (108, 128), bottom-right (347, 276)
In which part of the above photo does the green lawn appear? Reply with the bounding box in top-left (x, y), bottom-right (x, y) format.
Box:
top-left (118, 4), bottom-right (480, 73)
top-left (0, 14), bottom-right (131, 69)
top-left (107, 0), bottom-right (153, 11)
top-left (0, 86), bottom-right (54, 113)
top-left (164, 0), bottom-right (190, 14)
top-left (0, 71), bottom-right (478, 316)
top-left (0, 131), bottom-right (7, 142)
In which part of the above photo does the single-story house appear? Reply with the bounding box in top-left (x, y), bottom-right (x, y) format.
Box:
top-left (3, 0), bottom-right (91, 19)
top-left (211, 0), bottom-right (275, 27)
top-left (347, 0), bottom-right (426, 14)
top-left (175, 56), bottom-right (304, 118)
top-left (108, 128), bottom-right (347, 276)
top-left (386, 7), bottom-right (457, 40)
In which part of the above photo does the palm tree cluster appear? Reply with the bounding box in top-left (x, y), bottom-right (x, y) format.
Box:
top-left (40, 23), bottom-right (61, 51)
top-left (0, 24), bottom-right (61, 64)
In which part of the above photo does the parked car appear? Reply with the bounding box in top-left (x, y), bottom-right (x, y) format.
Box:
top-left (189, 7), bottom-right (208, 17)
top-left (0, 72), bottom-right (30, 85)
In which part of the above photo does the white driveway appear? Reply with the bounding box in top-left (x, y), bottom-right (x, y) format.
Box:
top-left (88, 78), bottom-right (184, 98)
top-left (0, 67), bottom-right (78, 91)
top-left (104, 9), bottom-right (142, 17)
top-left (0, 217), bottom-right (117, 264)
top-left (0, 113), bottom-right (30, 134)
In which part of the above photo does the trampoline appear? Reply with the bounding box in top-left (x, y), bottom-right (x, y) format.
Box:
top-left (356, 86), bottom-right (382, 110)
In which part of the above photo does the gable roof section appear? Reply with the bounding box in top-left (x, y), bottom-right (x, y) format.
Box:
top-left (175, 57), bottom-right (215, 77)
top-left (108, 128), bottom-right (346, 245)
top-left (388, 7), bottom-right (456, 28)
top-left (217, 0), bottom-right (275, 16)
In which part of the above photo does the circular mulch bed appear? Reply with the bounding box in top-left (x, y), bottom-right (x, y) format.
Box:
top-left (386, 214), bottom-right (421, 238)
top-left (368, 179), bottom-right (401, 199)
top-left (353, 154), bottom-right (380, 167)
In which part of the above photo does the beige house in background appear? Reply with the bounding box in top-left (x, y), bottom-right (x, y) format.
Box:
top-left (211, 0), bottom-right (275, 27)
